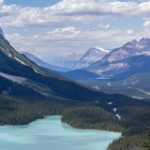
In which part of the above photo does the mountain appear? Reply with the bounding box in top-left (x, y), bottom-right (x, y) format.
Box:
top-left (0, 27), bottom-right (131, 101)
top-left (48, 53), bottom-right (81, 69)
top-left (102, 38), bottom-right (150, 62)
top-left (87, 38), bottom-right (150, 75)
top-left (81, 53), bottom-right (150, 99)
top-left (74, 46), bottom-right (110, 68)
top-left (81, 46), bottom-right (110, 62)
top-left (56, 46), bottom-right (109, 80)
top-left (22, 52), bottom-right (70, 72)
top-left (111, 53), bottom-right (150, 80)
top-left (80, 38), bottom-right (150, 99)
top-left (49, 46), bottom-right (109, 69)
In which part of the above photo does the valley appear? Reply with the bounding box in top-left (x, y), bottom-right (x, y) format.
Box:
top-left (0, 26), bottom-right (150, 150)
top-left (81, 73), bottom-right (150, 99)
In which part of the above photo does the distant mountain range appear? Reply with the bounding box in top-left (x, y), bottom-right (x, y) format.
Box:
top-left (87, 38), bottom-right (150, 77)
top-left (49, 46), bottom-right (110, 69)
top-left (61, 38), bottom-right (150, 82)
top-left (22, 52), bottom-right (101, 81)
top-left (22, 52), bottom-right (70, 72)
top-left (80, 38), bottom-right (150, 99)
top-left (48, 53), bottom-right (81, 69)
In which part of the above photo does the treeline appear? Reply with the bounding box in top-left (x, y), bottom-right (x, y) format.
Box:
top-left (0, 96), bottom-right (74, 125)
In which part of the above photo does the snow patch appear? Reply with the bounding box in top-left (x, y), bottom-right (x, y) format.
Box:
top-left (107, 102), bottom-right (113, 105)
top-left (107, 82), bottom-right (112, 87)
top-left (92, 46), bottom-right (110, 53)
top-left (136, 88), bottom-right (150, 96)
top-left (128, 87), bottom-right (150, 96)
top-left (132, 96), bottom-right (144, 100)
top-left (93, 86), bottom-right (100, 90)
top-left (14, 57), bottom-right (27, 66)
top-left (0, 72), bottom-right (26, 84)
top-left (116, 114), bottom-right (121, 120)
top-left (113, 108), bottom-right (117, 112)
top-left (112, 107), bottom-right (121, 120)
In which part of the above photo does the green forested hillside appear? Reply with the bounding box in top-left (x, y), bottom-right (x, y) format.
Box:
top-left (0, 96), bottom-right (75, 125)
top-left (62, 106), bottom-right (122, 131)
top-left (61, 99), bottom-right (150, 150)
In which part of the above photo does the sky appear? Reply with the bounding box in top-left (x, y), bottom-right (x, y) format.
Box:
top-left (0, 0), bottom-right (150, 62)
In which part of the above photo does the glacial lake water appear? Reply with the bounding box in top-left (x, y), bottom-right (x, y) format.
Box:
top-left (0, 116), bottom-right (121, 150)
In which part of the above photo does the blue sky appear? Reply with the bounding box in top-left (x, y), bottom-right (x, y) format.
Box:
top-left (4, 0), bottom-right (61, 7)
top-left (0, 0), bottom-right (150, 62)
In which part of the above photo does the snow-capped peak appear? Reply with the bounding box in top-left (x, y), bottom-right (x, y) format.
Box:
top-left (92, 46), bottom-right (110, 53)
top-left (80, 46), bottom-right (109, 66)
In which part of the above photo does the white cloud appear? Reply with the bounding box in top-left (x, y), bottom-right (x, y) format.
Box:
top-left (0, 0), bottom-right (3, 10)
top-left (0, 0), bottom-right (150, 27)
top-left (143, 20), bottom-right (150, 27)
top-left (51, 0), bottom-right (150, 17)
top-left (126, 29), bottom-right (135, 36)
top-left (0, 0), bottom-right (3, 5)
top-left (139, 1), bottom-right (150, 16)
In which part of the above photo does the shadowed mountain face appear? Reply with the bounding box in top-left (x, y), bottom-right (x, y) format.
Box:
top-left (0, 27), bottom-right (132, 102)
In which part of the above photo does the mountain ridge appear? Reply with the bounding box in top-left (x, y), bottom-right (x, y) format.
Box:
top-left (50, 46), bottom-right (110, 69)
top-left (86, 37), bottom-right (150, 76)
top-left (22, 52), bottom-right (70, 72)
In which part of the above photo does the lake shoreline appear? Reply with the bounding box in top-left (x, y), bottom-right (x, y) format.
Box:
top-left (60, 117), bottom-right (122, 135)
top-left (0, 116), bottom-right (121, 150)
top-left (0, 115), bottom-right (122, 135)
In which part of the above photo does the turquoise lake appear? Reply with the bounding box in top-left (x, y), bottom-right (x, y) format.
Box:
top-left (0, 116), bottom-right (121, 150)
